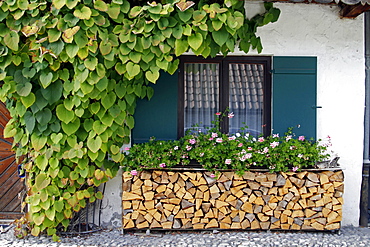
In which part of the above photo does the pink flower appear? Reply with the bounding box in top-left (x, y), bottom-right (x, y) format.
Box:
top-left (228, 112), bottom-right (234, 118)
top-left (210, 174), bottom-right (216, 178)
top-left (263, 147), bottom-right (269, 153)
top-left (298, 154), bottom-right (303, 158)
top-left (229, 136), bottom-right (236, 141)
top-left (258, 137), bottom-right (264, 142)
top-left (124, 147), bottom-right (130, 151)
top-left (273, 133), bottom-right (279, 138)
top-left (216, 138), bottom-right (223, 143)
top-left (159, 163), bottom-right (166, 168)
top-left (186, 145), bottom-right (192, 151)
top-left (298, 136), bottom-right (305, 141)
top-left (270, 141), bottom-right (279, 148)
top-left (200, 152), bottom-right (204, 157)
top-left (209, 137), bottom-right (214, 141)
top-left (247, 147), bottom-right (253, 151)
top-left (211, 132), bottom-right (218, 138)
top-left (225, 159), bottom-right (232, 165)
top-left (189, 139), bottom-right (196, 144)
top-left (215, 112), bottom-right (221, 116)
top-left (292, 166), bottom-right (299, 172)
top-left (290, 146), bottom-right (295, 150)
top-left (238, 143), bottom-right (243, 147)
top-left (130, 170), bottom-right (137, 176)
top-left (286, 135), bottom-right (292, 141)
top-left (240, 153), bottom-right (252, 161)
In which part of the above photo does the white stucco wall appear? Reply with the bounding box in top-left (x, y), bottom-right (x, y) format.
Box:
top-left (101, 2), bottom-right (365, 228)
top-left (247, 2), bottom-right (365, 226)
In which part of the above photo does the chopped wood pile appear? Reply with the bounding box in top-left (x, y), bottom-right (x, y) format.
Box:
top-left (122, 170), bottom-right (344, 231)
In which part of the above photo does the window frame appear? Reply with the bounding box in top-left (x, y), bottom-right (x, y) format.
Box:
top-left (178, 56), bottom-right (272, 138)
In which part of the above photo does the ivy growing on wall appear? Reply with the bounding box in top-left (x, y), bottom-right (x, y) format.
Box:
top-left (0, 0), bottom-right (279, 241)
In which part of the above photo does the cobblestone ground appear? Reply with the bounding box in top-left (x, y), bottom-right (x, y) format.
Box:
top-left (1, 226), bottom-right (370, 246)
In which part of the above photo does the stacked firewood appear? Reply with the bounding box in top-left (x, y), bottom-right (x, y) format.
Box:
top-left (122, 170), bottom-right (344, 231)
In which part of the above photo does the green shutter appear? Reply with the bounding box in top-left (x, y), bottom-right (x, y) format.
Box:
top-left (132, 71), bottom-right (178, 143)
top-left (272, 56), bottom-right (317, 139)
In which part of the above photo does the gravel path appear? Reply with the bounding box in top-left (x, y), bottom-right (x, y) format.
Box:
top-left (1, 226), bottom-right (370, 246)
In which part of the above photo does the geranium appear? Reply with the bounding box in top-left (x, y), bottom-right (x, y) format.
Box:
top-left (122, 112), bottom-right (331, 175)
top-left (130, 170), bottom-right (138, 176)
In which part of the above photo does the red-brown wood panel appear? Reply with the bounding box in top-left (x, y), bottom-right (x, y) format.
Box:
top-left (0, 102), bottom-right (24, 220)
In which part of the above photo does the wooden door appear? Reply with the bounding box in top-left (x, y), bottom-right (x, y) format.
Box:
top-left (0, 102), bottom-right (24, 220)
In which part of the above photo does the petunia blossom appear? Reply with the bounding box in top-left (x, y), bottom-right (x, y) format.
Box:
top-left (238, 143), bottom-right (243, 147)
top-left (258, 137), bottom-right (265, 142)
top-left (229, 136), bottom-right (236, 141)
top-left (186, 145), bottom-right (192, 151)
top-left (286, 135), bottom-right (292, 141)
top-left (210, 174), bottom-right (216, 178)
top-left (298, 136), bottom-right (305, 141)
top-left (212, 132), bottom-right (218, 138)
top-left (124, 147), bottom-right (130, 151)
top-left (272, 133), bottom-right (279, 138)
top-left (174, 146), bottom-right (179, 150)
top-left (225, 159), bottom-right (232, 165)
top-left (292, 166), bottom-right (299, 172)
top-left (216, 138), bottom-right (223, 143)
top-left (159, 163), bottom-right (166, 168)
top-left (189, 139), bottom-right (196, 144)
top-left (263, 147), bottom-right (269, 153)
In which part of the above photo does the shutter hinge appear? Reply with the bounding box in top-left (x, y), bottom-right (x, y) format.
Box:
top-left (311, 105), bottom-right (322, 109)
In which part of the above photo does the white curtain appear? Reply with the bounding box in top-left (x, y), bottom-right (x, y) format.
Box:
top-left (184, 63), bottom-right (219, 134)
top-left (229, 63), bottom-right (264, 136)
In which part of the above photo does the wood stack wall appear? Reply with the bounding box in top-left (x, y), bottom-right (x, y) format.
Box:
top-left (122, 169), bottom-right (344, 231)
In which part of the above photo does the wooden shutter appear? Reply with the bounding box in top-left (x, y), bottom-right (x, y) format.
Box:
top-left (272, 56), bottom-right (317, 139)
top-left (132, 71), bottom-right (178, 143)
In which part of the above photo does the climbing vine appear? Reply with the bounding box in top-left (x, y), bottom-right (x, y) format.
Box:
top-left (0, 0), bottom-right (279, 241)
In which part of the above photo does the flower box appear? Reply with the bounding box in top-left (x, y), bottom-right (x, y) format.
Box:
top-left (122, 168), bottom-right (344, 231)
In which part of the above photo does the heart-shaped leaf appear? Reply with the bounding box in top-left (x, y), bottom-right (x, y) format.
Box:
top-left (126, 62), bottom-right (140, 79)
top-left (93, 120), bottom-right (107, 135)
top-left (40, 72), bottom-right (53, 88)
top-left (16, 82), bottom-right (32, 97)
top-left (61, 118), bottom-right (80, 136)
top-left (4, 31), bottom-right (19, 51)
top-left (66, 44), bottom-right (79, 58)
top-left (35, 173), bottom-right (51, 191)
top-left (35, 108), bottom-right (52, 126)
top-left (94, 0), bottom-right (108, 11)
top-left (74, 6), bottom-right (92, 20)
top-left (53, 0), bottom-right (66, 9)
top-left (62, 26), bottom-right (80, 43)
top-left (87, 136), bottom-right (102, 153)
top-left (50, 133), bottom-right (63, 144)
top-left (188, 33), bottom-right (203, 51)
top-left (212, 27), bottom-right (229, 46)
top-left (20, 92), bottom-right (35, 108)
top-left (145, 69), bottom-right (160, 83)
top-left (101, 92), bottom-right (116, 110)
top-left (84, 57), bottom-right (98, 70)
top-left (56, 104), bottom-right (75, 124)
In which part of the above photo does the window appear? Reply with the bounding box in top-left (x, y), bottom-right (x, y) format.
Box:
top-left (178, 56), bottom-right (272, 137)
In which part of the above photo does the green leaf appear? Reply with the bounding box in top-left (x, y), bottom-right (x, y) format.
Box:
top-left (84, 57), bottom-right (98, 71)
top-left (24, 111), bottom-right (35, 133)
top-left (36, 155), bottom-right (48, 171)
top-left (61, 118), bottom-right (80, 136)
top-left (145, 69), bottom-right (160, 83)
top-left (56, 104), bottom-right (75, 124)
top-left (35, 173), bottom-right (50, 190)
top-left (48, 29), bottom-right (61, 43)
top-left (126, 115), bottom-right (135, 129)
top-left (53, 0), bottom-right (66, 9)
top-left (87, 136), bottom-right (102, 153)
top-left (54, 200), bottom-right (64, 212)
top-left (93, 121), bottom-right (107, 135)
top-left (177, 9), bottom-right (193, 23)
top-left (31, 134), bottom-right (47, 151)
top-left (40, 80), bottom-right (63, 105)
top-left (74, 6), bottom-right (92, 20)
top-left (188, 33), bottom-right (203, 51)
top-left (40, 72), bottom-right (53, 88)
top-left (101, 92), bottom-right (116, 110)
top-left (35, 108), bottom-right (52, 126)
top-left (94, 0), bottom-right (108, 11)
top-left (66, 44), bottom-right (79, 58)
top-left (16, 82), bottom-right (32, 97)
top-left (126, 62), bottom-right (140, 78)
top-left (20, 92), bottom-right (35, 108)
top-left (4, 31), bottom-right (19, 51)
top-left (212, 27), bottom-right (229, 46)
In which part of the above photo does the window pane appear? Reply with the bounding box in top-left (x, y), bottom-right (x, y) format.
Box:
top-left (229, 63), bottom-right (264, 136)
top-left (184, 63), bottom-right (219, 133)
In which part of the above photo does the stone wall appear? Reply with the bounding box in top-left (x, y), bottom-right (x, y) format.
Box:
top-left (122, 169), bottom-right (344, 231)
